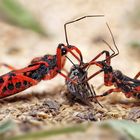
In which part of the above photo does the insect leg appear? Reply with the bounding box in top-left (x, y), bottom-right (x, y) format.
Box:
top-left (95, 88), bottom-right (120, 98)
top-left (58, 71), bottom-right (77, 84)
top-left (134, 72), bottom-right (140, 79)
top-left (14, 64), bottom-right (41, 73)
top-left (0, 63), bottom-right (16, 70)
top-left (83, 51), bottom-right (111, 70)
top-left (83, 69), bottom-right (104, 83)
top-left (67, 46), bottom-right (83, 63)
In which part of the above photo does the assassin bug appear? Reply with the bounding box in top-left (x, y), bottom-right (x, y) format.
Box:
top-left (66, 45), bottom-right (140, 104)
top-left (65, 17), bottom-right (140, 103)
top-left (85, 57), bottom-right (140, 99)
top-left (0, 15), bottom-right (104, 99)
top-left (84, 57), bottom-right (140, 100)
top-left (0, 44), bottom-right (82, 99)
top-left (79, 25), bottom-right (140, 100)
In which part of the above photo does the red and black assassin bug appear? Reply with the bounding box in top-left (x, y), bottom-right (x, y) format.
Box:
top-left (79, 24), bottom-right (140, 100)
top-left (83, 51), bottom-right (140, 100)
top-left (64, 17), bottom-right (140, 104)
top-left (0, 15), bottom-right (104, 99)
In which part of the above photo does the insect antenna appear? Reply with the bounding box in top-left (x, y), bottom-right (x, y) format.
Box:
top-left (105, 23), bottom-right (120, 58)
top-left (102, 39), bottom-right (115, 56)
top-left (64, 15), bottom-right (104, 47)
top-left (99, 23), bottom-right (119, 64)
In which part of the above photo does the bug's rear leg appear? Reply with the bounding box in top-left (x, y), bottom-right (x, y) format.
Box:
top-left (134, 72), bottom-right (140, 79)
top-left (0, 63), bottom-right (16, 70)
top-left (95, 88), bottom-right (120, 98)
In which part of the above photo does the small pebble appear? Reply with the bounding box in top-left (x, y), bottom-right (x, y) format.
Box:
top-left (43, 99), bottom-right (60, 111)
top-left (76, 112), bottom-right (97, 121)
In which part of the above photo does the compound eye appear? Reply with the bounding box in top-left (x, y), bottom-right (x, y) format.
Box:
top-left (61, 47), bottom-right (67, 55)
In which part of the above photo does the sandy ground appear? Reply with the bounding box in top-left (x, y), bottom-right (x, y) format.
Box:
top-left (0, 0), bottom-right (140, 139)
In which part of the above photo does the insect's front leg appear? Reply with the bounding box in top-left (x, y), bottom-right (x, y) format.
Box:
top-left (81, 51), bottom-right (113, 85)
top-left (83, 69), bottom-right (104, 83)
top-left (82, 50), bottom-right (112, 70)
top-left (67, 46), bottom-right (83, 63)
top-left (58, 70), bottom-right (77, 84)
top-left (90, 50), bottom-right (111, 66)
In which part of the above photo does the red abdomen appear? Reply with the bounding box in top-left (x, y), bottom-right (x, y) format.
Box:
top-left (0, 73), bottom-right (36, 99)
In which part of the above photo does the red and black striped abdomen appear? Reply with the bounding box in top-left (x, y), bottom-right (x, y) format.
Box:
top-left (0, 72), bottom-right (35, 98)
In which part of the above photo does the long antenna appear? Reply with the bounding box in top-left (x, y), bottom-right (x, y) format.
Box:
top-left (106, 23), bottom-right (119, 58)
top-left (102, 39), bottom-right (115, 56)
top-left (64, 15), bottom-right (104, 47)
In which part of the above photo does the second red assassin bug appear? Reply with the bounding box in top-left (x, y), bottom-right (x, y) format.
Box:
top-left (62, 17), bottom-right (140, 105)
top-left (77, 24), bottom-right (140, 100)
top-left (0, 15), bottom-right (104, 99)
top-left (82, 51), bottom-right (140, 100)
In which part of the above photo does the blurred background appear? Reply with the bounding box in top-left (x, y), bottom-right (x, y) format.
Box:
top-left (0, 0), bottom-right (140, 140)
